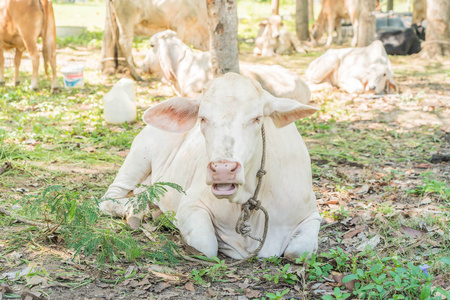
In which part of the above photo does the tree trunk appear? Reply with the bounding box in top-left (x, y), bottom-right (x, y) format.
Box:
top-left (296, 0), bottom-right (309, 41)
top-left (387, 0), bottom-right (394, 11)
top-left (357, 0), bottom-right (376, 47)
top-left (207, 0), bottom-right (239, 77)
top-left (420, 0), bottom-right (450, 58)
top-left (308, 0), bottom-right (314, 22)
top-left (271, 0), bottom-right (279, 15)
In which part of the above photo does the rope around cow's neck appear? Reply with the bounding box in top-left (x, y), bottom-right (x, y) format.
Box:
top-left (181, 124), bottom-right (269, 267)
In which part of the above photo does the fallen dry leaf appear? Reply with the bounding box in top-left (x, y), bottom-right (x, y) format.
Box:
top-left (153, 282), bottom-right (170, 293)
top-left (332, 271), bottom-right (356, 291)
top-left (207, 288), bottom-right (216, 297)
top-left (150, 270), bottom-right (180, 282)
top-left (185, 282), bottom-right (195, 292)
top-left (343, 225), bottom-right (366, 239)
top-left (400, 225), bottom-right (423, 238)
top-left (245, 288), bottom-right (261, 298)
top-left (356, 184), bottom-right (369, 194)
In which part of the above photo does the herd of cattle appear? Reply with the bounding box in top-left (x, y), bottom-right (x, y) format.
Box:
top-left (0, 0), bottom-right (427, 259)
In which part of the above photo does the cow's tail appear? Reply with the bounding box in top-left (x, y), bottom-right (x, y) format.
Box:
top-left (39, 0), bottom-right (56, 76)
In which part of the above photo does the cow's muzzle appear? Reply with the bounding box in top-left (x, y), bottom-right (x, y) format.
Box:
top-left (207, 160), bottom-right (243, 197)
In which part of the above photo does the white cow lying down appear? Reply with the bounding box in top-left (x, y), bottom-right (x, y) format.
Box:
top-left (141, 30), bottom-right (310, 104)
top-left (306, 40), bottom-right (398, 94)
top-left (100, 73), bottom-right (321, 259)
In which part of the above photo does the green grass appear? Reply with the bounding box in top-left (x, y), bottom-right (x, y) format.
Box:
top-left (53, 2), bottom-right (105, 31)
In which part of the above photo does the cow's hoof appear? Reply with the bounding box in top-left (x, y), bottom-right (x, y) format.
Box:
top-left (0, 81), bottom-right (5, 86)
top-left (14, 81), bottom-right (20, 86)
top-left (51, 86), bottom-right (60, 94)
top-left (127, 216), bottom-right (141, 230)
top-left (102, 67), bottom-right (116, 76)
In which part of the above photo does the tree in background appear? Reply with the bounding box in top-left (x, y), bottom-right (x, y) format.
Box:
top-left (207, 0), bottom-right (240, 76)
top-left (387, 0), bottom-right (394, 11)
top-left (308, 0), bottom-right (314, 22)
top-left (296, 0), bottom-right (309, 41)
top-left (271, 0), bottom-right (279, 15)
top-left (357, 0), bottom-right (376, 47)
top-left (420, 0), bottom-right (450, 58)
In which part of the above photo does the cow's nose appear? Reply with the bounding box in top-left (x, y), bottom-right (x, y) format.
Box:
top-left (272, 32), bottom-right (280, 39)
top-left (208, 160), bottom-right (241, 181)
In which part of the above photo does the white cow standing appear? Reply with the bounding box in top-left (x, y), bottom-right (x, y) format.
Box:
top-left (100, 73), bottom-right (321, 259)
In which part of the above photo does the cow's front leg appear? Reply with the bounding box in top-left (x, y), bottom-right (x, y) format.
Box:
top-left (284, 213), bottom-right (321, 260)
top-left (338, 78), bottom-right (365, 94)
top-left (100, 127), bottom-right (154, 228)
top-left (13, 49), bottom-right (23, 86)
top-left (0, 48), bottom-right (5, 85)
top-left (336, 21), bottom-right (343, 45)
top-left (325, 17), bottom-right (335, 47)
top-left (177, 207), bottom-right (218, 258)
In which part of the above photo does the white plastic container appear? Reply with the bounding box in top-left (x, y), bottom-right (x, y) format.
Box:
top-left (103, 78), bottom-right (137, 124)
top-left (61, 65), bottom-right (84, 88)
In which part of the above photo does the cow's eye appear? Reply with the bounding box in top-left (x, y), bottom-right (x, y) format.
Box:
top-left (253, 116), bottom-right (262, 124)
top-left (383, 73), bottom-right (386, 76)
top-left (199, 117), bottom-right (206, 123)
top-left (150, 44), bottom-right (155, 48)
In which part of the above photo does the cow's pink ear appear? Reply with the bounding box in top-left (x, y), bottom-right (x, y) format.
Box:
top-left (263, 92), bottom-right (318, 128)
top-left (143, 97), bottom-right (199, 133)
top-left (387, 78), bottom-right (398, 93)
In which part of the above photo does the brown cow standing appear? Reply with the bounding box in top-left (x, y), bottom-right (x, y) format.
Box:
top-left (310, 0), bottom-right (359, 47)
top-left (0, 0), bottom-right (57, 91)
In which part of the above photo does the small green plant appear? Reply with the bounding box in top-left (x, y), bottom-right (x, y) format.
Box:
top-left (407, 172), bottom-right (450, 202)
top-left (321, 247), bottom-right (351, 273)
top-left (190, 256), bottom-right (228, 285)
top-left (322, 287), bottom-right (351, 300)
top-left (322, 205), bottom-right (350, 221)
top-left (296, 253), bottom-right (333, 282)
top-left (17, 183), bottom-right (182, 264)
top-left (263, 255), bottom-right (282, 265)
top-left (264, 264), bottom-right (298, 284)
top-left (263, 288), bottom-right (290, 300)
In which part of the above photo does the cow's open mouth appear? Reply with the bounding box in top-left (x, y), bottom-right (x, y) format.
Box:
top-left (212, 183), bottom-right (238, 196)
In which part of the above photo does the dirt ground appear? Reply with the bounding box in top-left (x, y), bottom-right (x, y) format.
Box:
top-left (0, 43), bottom-right (449, 300)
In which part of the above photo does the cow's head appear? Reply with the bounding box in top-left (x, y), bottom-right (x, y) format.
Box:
top-left (365, 64), bottom-right (398, 94)
top-left (141, 30), bottom-right (182, 84)
top-left (142, 73), bottom-right (317, 203)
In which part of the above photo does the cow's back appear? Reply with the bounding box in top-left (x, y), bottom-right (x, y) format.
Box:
top-left (114, 0), bottom-right (209, 50)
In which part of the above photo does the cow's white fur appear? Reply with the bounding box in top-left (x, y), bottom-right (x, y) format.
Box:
top-left (99, 73), bottom-right (321, 259)
top-left (306, 40), bottom-right (398, 94)
top-left (141, 30), bottom-right (310, 104)
top-left (253, 15), bottom-right (306, 57)
top-left (108, 0), bottom-right (209, 80)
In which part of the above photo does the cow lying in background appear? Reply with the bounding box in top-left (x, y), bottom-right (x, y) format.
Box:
top-left (0, 0), bottom-right (57, 91)
top-left (306, 40), bottom-right (398, 94)
top-left (310, 0), bottom-right (359, 47)
top-left (99, 73), bottom-right (321, 259)
top-left (253, 15), bottom-right (305, 56)
top-left (103, 0), bottom-right (209, 80)
top-left (142, 30), bottom-right (310, 104)
top-left (376, 27), bottom-right (422, 55)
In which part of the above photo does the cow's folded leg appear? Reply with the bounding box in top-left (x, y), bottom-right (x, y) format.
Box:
top-left (178, 209), bottom-right (218, 258)
top-left (338, 78), bottom-right (364, 94)
top-left (284, 214), bottom-right (321, 260)
top-left (99, 127), bottom-right (153, 226)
